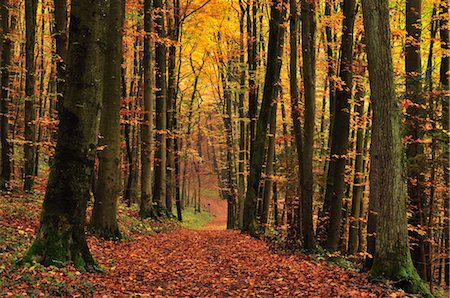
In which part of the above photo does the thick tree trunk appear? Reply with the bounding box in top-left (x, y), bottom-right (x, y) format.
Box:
top-left (405, 0), bottom-right (427, 280)
top-left (361, 0), bottom-right (428, 294)
top-left (242, 0), bottom-right (286, 235)
top-left (152, 0), bottom-right (167, 215)
top-left (139, 0), bottom-right (154, 218)
top-left (324, 0), bottom-right (356, 251)
top-left (90, 0), bottom-right (124, 239)
top-left (0, 0), bottom-right (11, 190)
top-left (24, 0), bottom-right (38, 191)
top-left (25, 0), bottom-right (110, 271)
top-left (299, 0), bottom-right (316, 250)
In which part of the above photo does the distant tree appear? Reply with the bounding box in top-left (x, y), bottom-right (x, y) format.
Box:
top-left (361, 0), bottom-right (429, 294)
top-left (25, 0), bottom-right (110, 270)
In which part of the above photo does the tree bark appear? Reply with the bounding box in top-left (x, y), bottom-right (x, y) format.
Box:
top-left (25, 0), bottom-right (110, 271)
top-left (24, 0), bottom-right (38, 191)
top-left (261, 93), bottom-right (277, 225)
top-left (152, 0), bottom-right (168, 216)
top-left (242, 0), bottom-right (286, 235)
top-left (139, 0), bottom-right (155, 218)
top-left (361, 0), bottom-right (428, 294)
top-left (299, 0), bottom-right (316, 250)
top-left (0, 0), bottom-right (11, 190)
top-left (324, 0), bottom-right (356, 251)
top-left (405, 0), bottom-right (427, 280)
top-left (90, 0), bottom-right (124, 239)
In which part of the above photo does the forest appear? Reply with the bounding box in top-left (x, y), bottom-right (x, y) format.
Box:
top-left (0, 0), bottom-right (448, 296)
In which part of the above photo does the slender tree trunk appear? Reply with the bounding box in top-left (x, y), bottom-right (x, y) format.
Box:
top-left (242, 0), bottom-right (286, 235)
top-left (288, 0), bottom-right (303, 242)
top-left (0, 0), bottom-right (11, 190)
top-left (324, 0), bottom-right (356, 251)
top-left (90, 0), bottom-right (124, 239)
top-left (238, 0), bottom-right (246, 229)
top-left (361, 0), bottom-right (428, 294)
top-left (152, 0), bottom-right (167, 215)
top-left (300, 0), bottom-right (316, 250)
top-left (53, 0), bottom-right (67, 114)
top-left (25, 0), bottom-right (110, 271)
top-left (139, 0), bottom-right (154, 217)
top-left (247, 0), bottom-right (258, 151)
top-left (348, 81), bottom-right (366, 254)
top-left (261, 94), bottom-right (277, 225)
top-left (24, 0), bottom-right (38, 191)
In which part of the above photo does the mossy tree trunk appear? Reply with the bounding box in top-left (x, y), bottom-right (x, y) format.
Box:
top-left (25, 0), bottom-right (110, 271)
top-left (24, 0), bottom-right (37, 191)
top-left (242, 0), bottom-right (286, 235)
top-left (90, 0), bottom-right (125, 240)
top-left (361, 0), bottom-right (429, 294)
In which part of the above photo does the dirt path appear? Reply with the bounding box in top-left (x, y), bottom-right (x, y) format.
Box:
top-left (201, 197), bottom-right (227, 230)
top-left (86, 183), bottom-right (389, 297)
top-left (89, 229), bottom-right (388, 297)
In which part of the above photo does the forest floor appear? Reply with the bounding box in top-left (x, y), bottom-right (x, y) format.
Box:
top-left (0, 176), bottom-right (404, 297)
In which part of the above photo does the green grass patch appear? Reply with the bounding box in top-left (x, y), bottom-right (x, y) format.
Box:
top-left (180, 207), bottom-right (213, 229)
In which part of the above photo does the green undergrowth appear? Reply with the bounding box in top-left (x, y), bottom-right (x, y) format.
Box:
top-left (180, 207), bottom-right (213, 229)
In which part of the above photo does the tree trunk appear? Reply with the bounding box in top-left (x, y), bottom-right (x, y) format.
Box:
top-left (242, 0), bottom-right (286, 235)
top-left (323, 0), bottom-right (356, 251)
top-left (25, 0), bottom-right (110, 271)
top-left (405, 0), bottom-right (427, 280)
top-left (299, 0), bottom-right (316, 250)
top-left (139, 0), bottom-right (154, 217)
top-left (152, 0), bottom-right (167, 216)
top-left (24, 0), bottom-right (38, 191)
top-left (261, 94), bottom-right (277, 225)
top-left (288, 0), bottom-right (303, 243)
top-left (53, 0), bottom-right (67, 113)
top-left (348, 81), bottom-right (366, 254)
top-left (238, 0), bottom-right (246, 229)
top-left (0, 0), bottom-right (11, 190)
top-left (90, 0), bottom-right (124, 239)
top-left (361, 0), bottom-right (428, 294)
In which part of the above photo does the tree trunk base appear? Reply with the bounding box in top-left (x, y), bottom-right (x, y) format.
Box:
top-left (23, 221), bottom-right (100, 272)
top-left (370, 260), bottom-right (431, 297)
top-left (89, 224), bottom-right (122, 240)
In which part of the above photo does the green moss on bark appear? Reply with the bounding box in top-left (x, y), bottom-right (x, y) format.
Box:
top-left (369, 256), bottom-right (432, 297)
top-left (23, 222), bottom-right (100, 272)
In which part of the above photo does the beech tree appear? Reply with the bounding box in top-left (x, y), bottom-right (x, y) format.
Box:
top-left (361, 0), bottom-right (428, 294)
top-left (242, 0), bottom-right (286, 235)
top-left (25, 0), bottom-right (110, 270)
top-left (24, 0), bottom-right (37, 191)
top-left (90, 0), bottom-right (125, 239)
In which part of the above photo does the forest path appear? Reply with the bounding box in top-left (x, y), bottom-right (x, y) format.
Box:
top-left (88, 182), bottom-right (387, 297)
top-left (90, 228), bottom-right (388, 296)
